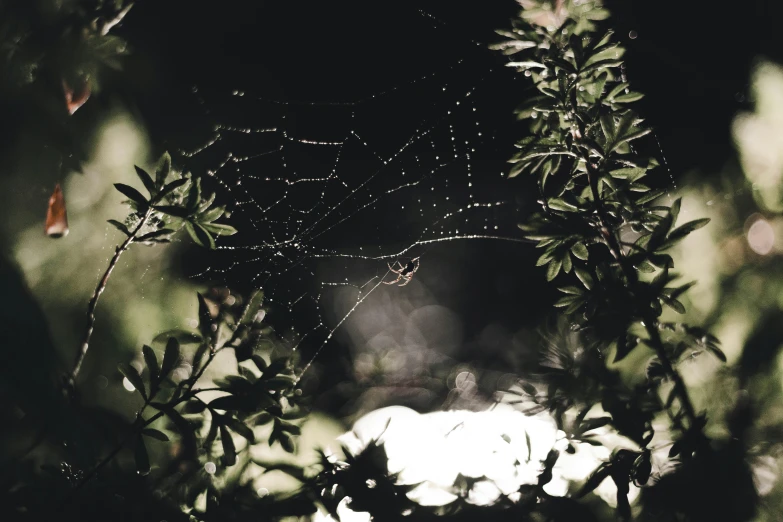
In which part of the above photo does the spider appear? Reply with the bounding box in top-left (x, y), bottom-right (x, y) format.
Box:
top-left (383, 257), bottom-right (420, 287)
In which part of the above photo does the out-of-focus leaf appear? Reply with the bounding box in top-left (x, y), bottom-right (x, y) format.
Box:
top-left (118, 362), bottom-right (146, 400)
top-left (160, 337), bottom-right (180, 380)
top-left (134, 436), bottom-right (151, 476)
top-left (114, 183), bottom-right (148, 205)
top-left (220, 425), bottom-right (236, 466)
top-left (142, 428), bottom-right (170, 442)
top-left (142, 345), bottom-right (159, 393)
top-left (135, 166), bottom-right (156, 195)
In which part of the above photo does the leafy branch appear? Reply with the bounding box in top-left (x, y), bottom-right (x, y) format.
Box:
top-left (63, 289), bottom-right (305, 512)
top-left (495, 0), bottom-right (723, 516)
top-left (68, 152), bottom-right (237, 388)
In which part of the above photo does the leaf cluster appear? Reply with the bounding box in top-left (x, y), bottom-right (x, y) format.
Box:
top-left (493, 0), bottom-right (725, 518)
top-left (115, 289), bottom-right (306, 514)
top-left (109, 152), bottom-right (237, 249)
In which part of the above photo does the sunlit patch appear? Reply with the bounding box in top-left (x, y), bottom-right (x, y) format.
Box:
top-left (331, 405), bottom-right (640, 516)
top-left (746, 215), bottom-right (775, 255)
top-left (122, 376), bottom-right (136, 392)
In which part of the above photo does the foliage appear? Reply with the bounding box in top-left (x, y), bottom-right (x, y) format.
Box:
top-left (309, 1), bottom-right (757, 521)
top-left (488, 1), bottom-right (755, 521)
top-left (0, 0), bottom-right (132, 92)
top-left (70, 152), bottom-right (236, 386)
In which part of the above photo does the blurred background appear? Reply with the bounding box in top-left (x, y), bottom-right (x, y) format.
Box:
top-left (4, 0), bottom-right (783, 519)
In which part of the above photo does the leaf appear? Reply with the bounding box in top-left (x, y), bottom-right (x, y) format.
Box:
top-left (252, 355), bottom-right (268, 372)
top-left (201, 223), bottom-right (238, 236)
top-left (118, 362), bottom-right (146, 400)
top-left (548, 198), bottom-right (578, 212)
top-left (546, 258), bottom-right (562, 281)
top-left (661, 295), bottom-right (686, 314)
top-left (574, 266), bottom-right (594, 290)
top-left (636, 189), bottom-right (664, 205)
top-left (155, 152), bottom-right (172, 188)
top-left (134, 436), bottom-right (151, 476)
top-left (707, 345), bottom-right (727, 363)
top-left (163, 407), bottom-right (197, 455)
top-left (114, 183), bottom-right (148, 205)
top-left (210, 395), bottom-right (247, 412)
top-left (157, 177), bottom-right (190, 200)
top-left (107, 219), bottom-right (131, 235)
top-left (160, 337), bottom-right (180, 380)
top-left (280, 432), bottom-right (296, 453)
top-left (152, 205), bottom-right (190, 218)
top-left (561, 252), bottom-right (573, 273)
top-left (578, 417), bottom-right (612, 435)
top-left (197, 293), bottom-right (213, 341)
top-left (137, 228), bottom-right (175, 242)
top-left (220, 425), bottom-right (236, 466)
top-left (577, 463), bottom-right (611, 498)
top-left (225, 417), bottom-right (256, 443)
top-left (613, 91), bottom-right (644, 103)
top-left (135, 166), bottom-right (157, 196)
top-left (667, 218), bottom-right (711, 242)
top-left (142, 345), bottom-right (160, 393)
top-left (571, 243), bottom-right (589, 260)
top-left (142, 428), bottom-right (170, 442)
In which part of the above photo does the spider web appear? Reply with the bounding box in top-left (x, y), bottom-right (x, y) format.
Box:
top-left (177, 25), bottom-right (531, 383)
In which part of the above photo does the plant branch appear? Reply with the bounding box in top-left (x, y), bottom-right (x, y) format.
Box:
top-left (571, 90), bottom-right (699, 431)
top-left (68, 207), bottom-right (154, 387)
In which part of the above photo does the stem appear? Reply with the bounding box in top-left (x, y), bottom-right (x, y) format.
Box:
top-left (572, 105), bottom-right (699, 431)
top-left (69, 207), bottom-right (153, 387)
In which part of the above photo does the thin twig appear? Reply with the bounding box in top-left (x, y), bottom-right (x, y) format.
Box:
top-left (69, 207), bottom-right (154, 387)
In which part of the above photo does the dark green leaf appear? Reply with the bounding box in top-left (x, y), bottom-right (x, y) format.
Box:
top-left (201, 223), bottom-right (238, 236)
top-left (137, 229), bottom-right (175, 242)
top-left (134, 436), bottom-right (151, 476)
top-left (160, 337), bottom-right (180, 380)
top-left (192, 223), bottom-right (216, 249)
top-left (118, 362), bottom-right (146, 400)
top-left (135, 166), bottom-right (156, 196)
top-left (114, 183), bottom-right (148, 205)
top-left (225, 417), bottom-right (256, 443)
top-left (152, 205), bottom-right (190, 218)
top-left (707, 345), bottom-right (727, 363)
top-left (668, 218), bottom-right (710, 242)
top-left (142, 345), bottom-right (159, 392)
top-left (197, 293), bottom-right (213, 341)
top-left (155, 152), bottom-right (172, 188)
top-left (220, 425), bottom-right (236, 466)
top-left (571, 243), bottom-right (589, 260)
top-left (107, 219), bottom-right (131, 235)
top-left (574, 266), bottom-right (594, 290)
top-left (157, 177), bottom-right (189, 200)
top-left (546, 258), bottom-right (562, 281)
